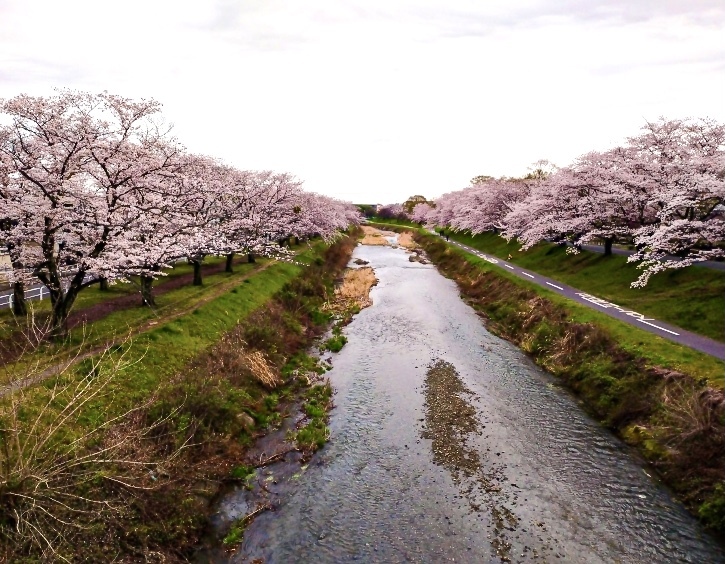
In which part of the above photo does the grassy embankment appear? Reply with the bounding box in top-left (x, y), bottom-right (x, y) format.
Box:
top-left (0, 256), bottom-right (255, 343)
top-left (367, 217), bottom-right (418, 228)
top-left (0, 258), bottom-right (278, 388)
top-left (0, 234), bottom-right (360, 561)
top-left (371, 223), bottom-right (725, 536)
top-left (447, 230), bottom-right (725, 343)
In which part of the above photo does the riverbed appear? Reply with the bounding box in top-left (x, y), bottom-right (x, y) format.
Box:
top-left (226, 241), bottom-right (724, 563)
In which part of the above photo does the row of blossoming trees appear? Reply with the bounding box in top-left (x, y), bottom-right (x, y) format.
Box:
top-left (0, 91), bottom-right (360, 337)
top-left (410, 118), bottom-right (725, 287)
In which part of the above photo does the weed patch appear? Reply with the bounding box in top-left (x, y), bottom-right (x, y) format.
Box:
top-left (293, 382), bottom-right (333, 454)
top-left (322, 334), bottom-right (348, 353)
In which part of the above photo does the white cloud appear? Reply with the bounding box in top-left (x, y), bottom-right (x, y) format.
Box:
top-left (1, 0), bottom-right (723, 203)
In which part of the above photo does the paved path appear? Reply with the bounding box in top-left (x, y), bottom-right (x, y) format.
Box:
top-left (443, 237), bottom-right (725, 360)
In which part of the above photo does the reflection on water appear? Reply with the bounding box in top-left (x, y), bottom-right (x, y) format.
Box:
top-left (227, 244), bottom-right (724, 563)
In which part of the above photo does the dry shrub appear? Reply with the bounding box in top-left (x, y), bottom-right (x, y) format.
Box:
top-left (659, 381), bottom-right (725, 446)
top-left (549, 323), bottom-right (614, 367)
top-left (0, 340), bottom-right (189, 562)
top-left (241, 349), bottom-right (282, 388)
top-left (653, 380), bottom-right (725, 510)
top-left (519, 297), bottom-right (561, 331)
top-left (199, 332), bottom-right (284, 390)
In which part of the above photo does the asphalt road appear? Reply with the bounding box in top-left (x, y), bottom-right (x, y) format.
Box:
top-left (442, 237), bottom-right (725, 361)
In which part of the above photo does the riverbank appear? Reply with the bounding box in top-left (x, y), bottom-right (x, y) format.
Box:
top-left (201, 245), bottom-right (379, 559)
top-left (0, 232), bottom-right (363, 562)
top-left (232, 234), bottom-right (723, 562)
top-left (406, 229), bottom-right (725, 536)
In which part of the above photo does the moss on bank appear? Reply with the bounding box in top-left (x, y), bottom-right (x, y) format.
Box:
top-left (412, 230), bottom-right (725, 537)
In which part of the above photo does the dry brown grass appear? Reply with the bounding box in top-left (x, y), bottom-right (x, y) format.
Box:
top-left (396, 231), bottom-right (418, 249)
top-left (241, 348), bottom-right (282, 388)
top-left (360, 226), bottom-right (417, 250)
top-left (360, 225), bottom-right (394, 246)
top-left (335, 267), bottom-right (378, 309)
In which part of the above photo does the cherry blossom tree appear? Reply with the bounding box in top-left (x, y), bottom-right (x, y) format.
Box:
top-left (410, 202), bottom-right (434, 225)
top-left (504, 155), bottom-right (627, 254)
top-left (0, 91), bottom-right (185, 336)
top-left (174, 155), bottom-right (229, 286)
top-left (504, 118), bottom-right (723, 283)
top-left (625, 118), bottom-right (725, 286)
top-left (287, 192), bottom-right (360, 241)
top-left (377, 203), bottom-right (406, 220)
top-left (450, 178), bottom-right (530, 235)
top-left (426, 190), bottom-right (460, 228)
top-left (1, 89), bottom-right (362, 336)
top-left (403, 195), bottom-right (430, 215)
top-left (215, 170), bottom-right (304, 265)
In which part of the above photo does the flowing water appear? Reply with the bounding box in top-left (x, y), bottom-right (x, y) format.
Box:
top-left (220, 242), bottom-right (724, 563)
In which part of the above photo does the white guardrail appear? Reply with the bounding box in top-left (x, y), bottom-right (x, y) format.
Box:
top-left (0, 276), bottom-right (83, 309)
top-left (0, 285), bottom-right (54, 309)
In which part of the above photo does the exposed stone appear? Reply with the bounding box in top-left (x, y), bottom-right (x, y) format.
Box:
top-left (237, 412), bottom-right (256, 430)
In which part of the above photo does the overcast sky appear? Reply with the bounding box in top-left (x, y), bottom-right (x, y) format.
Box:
top-left (1, 0), bottom-right (723, 204)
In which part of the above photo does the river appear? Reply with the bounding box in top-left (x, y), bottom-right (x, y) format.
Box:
top-left (221, 241), bottom-right (724, 563)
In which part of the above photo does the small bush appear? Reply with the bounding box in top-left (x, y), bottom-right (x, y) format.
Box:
top-left (293, 383), bottom-right (333, 453)
top-left (243, 324), bottom-right (280, 350)
top-left (230, 465), bottom-right (255, 481)
top-left (322, 334), bottom-right (347, 353)
top-left (699, 484), bottom-right (725, 532)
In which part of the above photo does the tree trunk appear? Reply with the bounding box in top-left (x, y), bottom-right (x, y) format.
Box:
top-left (604, 238), bottom-right (613, 256)
top-left (248, 253), bottom-right (255, 264)
top-left (49, 299), bottom-right (71, 341)
top-left (225, 253), bottom-right (234, 273)
top-left (140, 275), bottom-right (156, 307)
top-left (12, 281), bottom-right (27, 316)
top-left (47, 280), bottom-right (78, 342)
top-left (40, 269), bottom-right (86, 342)
top-left (192, 260), bottom-right (202, 286)
top-left (99, 276), bottom-right (109, 291)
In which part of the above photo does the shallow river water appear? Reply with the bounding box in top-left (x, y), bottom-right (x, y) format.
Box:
top-left (227, 243), bottom-right (724, 563)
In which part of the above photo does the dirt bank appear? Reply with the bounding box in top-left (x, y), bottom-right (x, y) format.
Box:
top-left (360, 225), bottom-right (418, 250)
